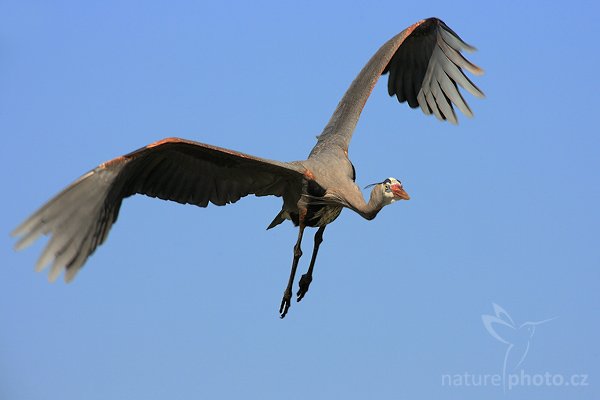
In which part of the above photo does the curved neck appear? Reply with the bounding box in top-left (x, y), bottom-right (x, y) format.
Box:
top-left (351, 187), bottom-right (386, 220)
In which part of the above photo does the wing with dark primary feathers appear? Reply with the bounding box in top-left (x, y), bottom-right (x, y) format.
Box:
top-left (12, 138), bottom-right (305, 282)
top-left (311, 17), bottom-right (484, 156)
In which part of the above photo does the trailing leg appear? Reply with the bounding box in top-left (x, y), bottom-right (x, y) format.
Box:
top-left (279, 209), bottom-right (306, 318)
top-left (297, 226), bottom-right (325, 302)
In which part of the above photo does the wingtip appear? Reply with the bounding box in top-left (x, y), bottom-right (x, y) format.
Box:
top-left (462, 43), bottom-right (477, 54)
top-left (64, 268), bottom-right (78, 283)
top-left (48, 263), bottom-right (63, 283)
top-left (11, 221), bottom-right (30, 241)
top-left (471, 65), bottom-right (485, 76)
top-left (35, 255), bottom-right (51, 273)
top-left (14, 238), bottom-right (28, 252)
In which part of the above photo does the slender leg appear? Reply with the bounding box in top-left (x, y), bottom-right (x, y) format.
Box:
top-left (279, 209), bottom-right (306, 318)
top-left (297, 226), bottom-right (325, 302)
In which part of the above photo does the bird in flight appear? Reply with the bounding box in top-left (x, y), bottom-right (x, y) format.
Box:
top-left (12, 18), bottom-right (484, 318)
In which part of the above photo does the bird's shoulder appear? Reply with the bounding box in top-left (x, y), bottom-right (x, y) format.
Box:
top-left (303, 151), bottom-right (355, 186)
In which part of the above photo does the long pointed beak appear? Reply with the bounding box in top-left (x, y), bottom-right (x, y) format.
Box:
top-left (391, 184), bottom-right (410, 200)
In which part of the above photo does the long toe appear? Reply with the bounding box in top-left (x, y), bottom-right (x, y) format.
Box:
top-left (280, 292), bottom-right (292, 318)
top-left (296, 273), bottom-right (313, 302)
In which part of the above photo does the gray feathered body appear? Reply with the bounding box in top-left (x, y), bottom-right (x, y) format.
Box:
top-left (13, 17), bottom-right (483, 284)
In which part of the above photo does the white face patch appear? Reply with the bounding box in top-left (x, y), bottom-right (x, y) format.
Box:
top-left (381, 182), bottom-right (396, 205)
top-left (381, 177), bottom-right (402, 205)
top-left (387, 177), bottom-right (401, 186)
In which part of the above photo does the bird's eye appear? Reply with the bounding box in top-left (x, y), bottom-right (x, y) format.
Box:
top-left (384, 184), bottom-right (391, 192)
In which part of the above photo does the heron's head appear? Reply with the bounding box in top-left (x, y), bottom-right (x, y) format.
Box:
top-left (366, 177), bottom-right (410, 206)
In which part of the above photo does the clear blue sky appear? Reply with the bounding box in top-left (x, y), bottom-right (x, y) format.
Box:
top-left (1, 1), bottom-right (598, 399)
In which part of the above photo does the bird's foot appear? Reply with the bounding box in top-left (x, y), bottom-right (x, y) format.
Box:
top-left (279, 290), bottom-right (292, 318)
top-left (296, 273), bottom-right (312, 302)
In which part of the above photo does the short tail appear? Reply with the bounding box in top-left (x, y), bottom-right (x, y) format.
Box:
top-left (267, 210), bottom-right (286, 230)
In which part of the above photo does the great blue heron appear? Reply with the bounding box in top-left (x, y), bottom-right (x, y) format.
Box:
top-left (12, 17), bottom-right (483, 318)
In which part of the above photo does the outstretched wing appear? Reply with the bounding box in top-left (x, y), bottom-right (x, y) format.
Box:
top-left (12, 137), bottom-right (304, 282)
top-left (311, 17), bottom-right (484, 156)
